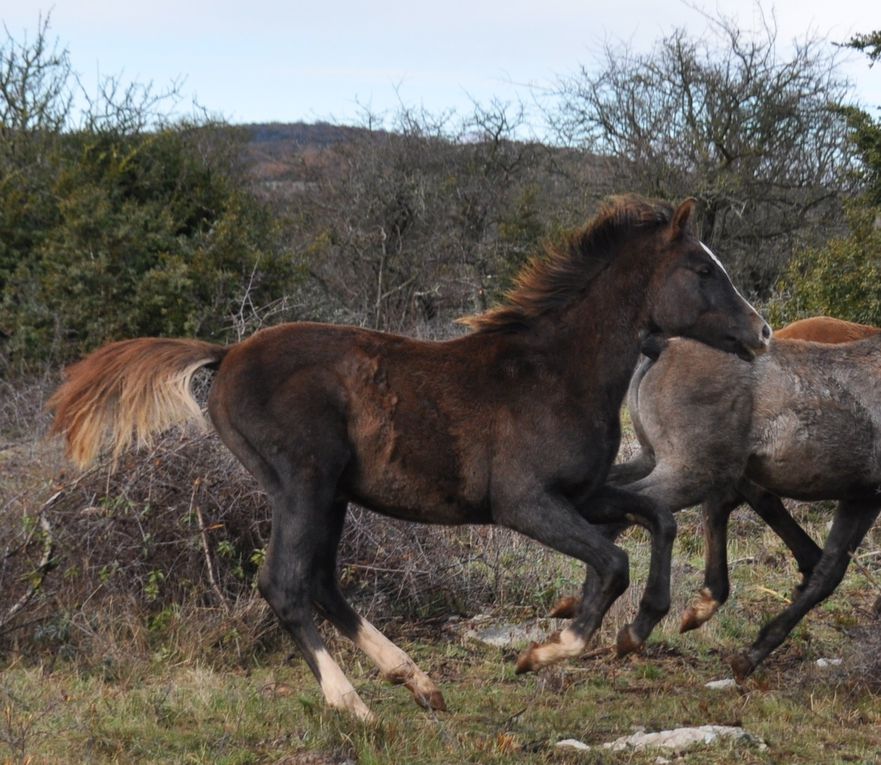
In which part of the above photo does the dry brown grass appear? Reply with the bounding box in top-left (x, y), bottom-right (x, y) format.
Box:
top-left (5, 373), bottom-right (881, 763)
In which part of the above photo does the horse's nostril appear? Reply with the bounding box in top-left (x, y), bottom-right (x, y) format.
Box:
top-left (762, 324), bottom-right (772, 341)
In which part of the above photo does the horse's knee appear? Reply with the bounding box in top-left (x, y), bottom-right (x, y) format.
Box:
top-left (801, 573), bottom-right (844, 604)
top-left (605, 550), bottom-right (630, 598)
top-left (655, 510), bottom-right (677, 546)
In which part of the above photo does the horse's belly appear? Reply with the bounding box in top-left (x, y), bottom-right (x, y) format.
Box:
top-left (348, 475), bottom-right (491, 524)
top-left (344, 435), bottom-right (492, 524)
top-left (747, 423), bottom-right (880, 501)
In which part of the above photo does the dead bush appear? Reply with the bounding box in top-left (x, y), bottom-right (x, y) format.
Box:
top-left (1, 374), bottom-right (581, 664)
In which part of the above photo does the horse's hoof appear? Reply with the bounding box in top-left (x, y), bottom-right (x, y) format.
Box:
top-left (406, 681), bottom-right (448, 711)
top-left (679, 606), bottom-right (702, 633)
top-left (615, 624), bottom-right (643, 657)
top-left (515, 642), bottom-right (542, 674)
top-left (679, 590), bottom-right (719, 633)
top-left (548, 596), bottom-right (579, 619)
top-left (729, 653), bottom-right (755, 683)
top-left (422, 690), bottom-right (447, 712)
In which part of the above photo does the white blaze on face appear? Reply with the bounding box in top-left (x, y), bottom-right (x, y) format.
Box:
top-left (700, 241), bottom-right (737, 290)
top-left (700, 241), bottom-right (769, 343)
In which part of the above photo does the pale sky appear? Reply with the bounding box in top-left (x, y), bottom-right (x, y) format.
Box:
top-left (2, 1), bottom-right (880, 131)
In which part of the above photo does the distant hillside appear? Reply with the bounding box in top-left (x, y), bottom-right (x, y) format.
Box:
top-left (239, 121), bottom-right (372, 184)
top-left (241, 121), bottom-right (370, 149)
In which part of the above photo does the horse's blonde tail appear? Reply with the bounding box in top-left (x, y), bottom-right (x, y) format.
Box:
top-left (48, 338), bottom-right (228, 469)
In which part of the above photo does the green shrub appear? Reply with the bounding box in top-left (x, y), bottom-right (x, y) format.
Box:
top-left (770, 202), bottom-right (881, 326)
top-left (0, 124), bottom-right (297, 363)
top-left (0, 19), bottom-right (298, 365)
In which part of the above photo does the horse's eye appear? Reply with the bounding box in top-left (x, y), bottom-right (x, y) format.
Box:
top-left (696, 265), bottom-right (712, 277)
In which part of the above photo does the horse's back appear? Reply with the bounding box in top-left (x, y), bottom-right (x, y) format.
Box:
top-left (633, 335), bottom-right (881, 499)
top-left (775, 316), bottom-right (881, 344)
top-left (747, 336), bottom-right (881, 499)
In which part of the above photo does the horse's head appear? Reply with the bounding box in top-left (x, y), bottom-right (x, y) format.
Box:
top-left (648, 199), bottom-right (770, 361)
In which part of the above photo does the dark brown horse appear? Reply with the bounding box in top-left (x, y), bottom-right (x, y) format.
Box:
top-left (48, 196), bottom-right (769, 719)
top-left (585, 331), bottom-right (881, 680)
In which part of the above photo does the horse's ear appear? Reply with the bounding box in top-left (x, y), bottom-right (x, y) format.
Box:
top-left (671, 198), bottom-right (698, 239)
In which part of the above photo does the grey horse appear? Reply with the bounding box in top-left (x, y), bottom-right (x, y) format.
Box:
top-left (615, 333), bottom-right (881, 679)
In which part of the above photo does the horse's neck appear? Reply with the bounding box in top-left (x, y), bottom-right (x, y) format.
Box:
top-left (554, 260), bottom-right (651, 400)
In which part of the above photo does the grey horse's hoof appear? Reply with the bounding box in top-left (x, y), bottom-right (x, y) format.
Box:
top-left (729, 653), bottom-right (755, 683)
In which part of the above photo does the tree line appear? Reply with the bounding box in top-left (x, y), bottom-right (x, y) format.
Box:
top-left (1, 14), bottom-right (879, 369)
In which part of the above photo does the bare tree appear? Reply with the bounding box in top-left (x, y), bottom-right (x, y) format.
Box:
top-left (291, 102), bottom-right (556, 332)
top-left (550, 10), bottom-right (856, 293)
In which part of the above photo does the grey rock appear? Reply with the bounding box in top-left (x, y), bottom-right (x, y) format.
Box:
top-left (704, 678), bottom-right (737, 689)
top-left (455, 615), bottom-right (566, 648)
top-left (602, 725), bottom-right (767, 754)
top-left (555, 738), bottom-right (591, 751)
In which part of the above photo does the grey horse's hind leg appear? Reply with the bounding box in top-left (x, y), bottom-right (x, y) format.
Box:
top-left (737, 479), bottom-right (823, 593)
top-left (682, 480), bottom-right (827, 632)
top-left (731, 498), bottom-right (881, 681)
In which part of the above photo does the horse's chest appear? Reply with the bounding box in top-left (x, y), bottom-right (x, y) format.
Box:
top-left (506, 412), bottom-right (619, 491)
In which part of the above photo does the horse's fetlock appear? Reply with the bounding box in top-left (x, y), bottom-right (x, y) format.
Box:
top-left (383, 660), bottom-right (415, 685)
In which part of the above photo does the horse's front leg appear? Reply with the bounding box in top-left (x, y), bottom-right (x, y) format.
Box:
top-left (547, 520), bottom-right (626, 618)
top-left (537, 484), bottom-right (678, 655)
top-left (577, 484), bottom-right (678, 656)
top-left (492, 489), bottom-right (635, 672)
top-left (683, 480), bottom-right (826, 633)
top-left (737, 479), bottom-right (823, 596)
top-left (607, 451), bottom-right (656, 486)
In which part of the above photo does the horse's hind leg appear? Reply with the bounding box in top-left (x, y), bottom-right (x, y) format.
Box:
top-left (731, 498), bottom-right (881, 681)
top-left (259, 486), bottom-right (374, 721)
top-left (312, 503), bottom-right (446, 711)
top-left (682, 480), bottom-right (825, 633)
top-left (738, 480), bottom-right (823, 594)
top-left (210, 385), bottom-right (375, 719)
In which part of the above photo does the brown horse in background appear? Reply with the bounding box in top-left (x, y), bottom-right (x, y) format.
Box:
top-left (49, 196), bottom-right (769, 719)
top-left (774, 316), bottom-right (881, 343)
